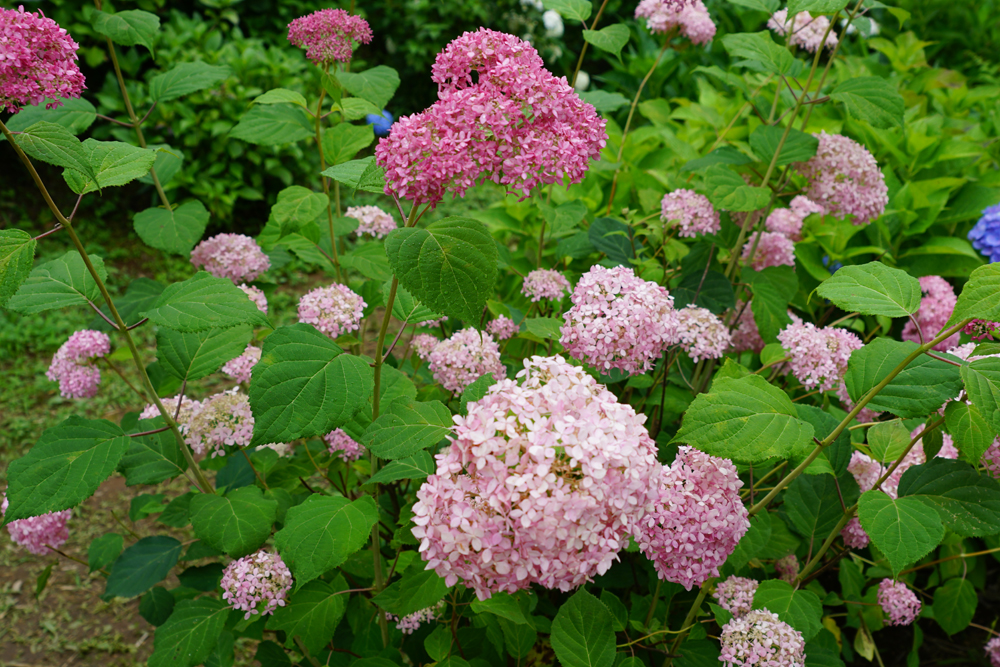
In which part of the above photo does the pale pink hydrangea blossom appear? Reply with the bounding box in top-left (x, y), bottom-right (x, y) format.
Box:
top-left (877, 579), bottom-right (921, 626)
top-left (0, 6), bottom-right (85, 113)
top-left (841, 519), bottom-right (870, 549)
top-left (486, 315), bottom-right (519, 340)
top-left (984, 439), bottom-right (1000, 479)
top-left (741, 231), bottom-right (796, 271)
top-left (324, 428), bottom-right (366, 462)
top-left (768, 10), bottom-right (838, 52)
top-left (411, 333), bottom-right (441, 359)
top-left (46, 329), bottom-right (110, 399)
top-left (1, 494), bottom-right (70, 555)
top-left (346, 205), bottom-right (397, 239)
top-left (835, 380), bottom-right (882, 425)
top-left (765, 196), bottom-right (824, 241)
top-left (777, 321), bottom-right (862, 392)
top-left (635, 0), bottom-right (717, 45)
top-left (239, 284), bottom-right (268, 314)
top-left (221, 550), bottom-right (294, 619)
top-left (728, 301), bottom-right (765, 354)
top-left (561, 265), bottom-right (679, 375)
top-left (986, 637), bottom-right (1000, 667)
top-left (775, 554), bottom-right (799, 583)
top-left (719, 609), bottom-right (806, 667)
top-left (287, 9), bottom-right (372, 64)
top-left (139, 394), bottom-right (203, 426)
top-left (523, 269), bottom-right (571, 302)
top-left (633, 447), bottom-right (749, 590)
top-left (184, 389), bottom-right (253, 457)
top-left (714, 576), bottom-right (759, 619)
top-left (660, 189), bottom-right (720, 238)
top-left (222, 345), bottom-right (261, 385)
top-left (260, 442), bottom-right (293, 457)
top-left (387, 603), bottom-right (444, 634)
top-left (412, 356), bottom-right (662, 600)
top-left (793, 132), bottom-right (888, 225)
top-left (190, 234), bottom-right (271, 283)
top-left (297, 284), bottom-right (366, 340)
top-left (675, 305), bottom-right (731, 361)
top-left (901, 276), bottom-right (959, 351)
top-left (428, 328), bottom-right (506, 394)
top-left (422, 316), bottom-right (448, 329)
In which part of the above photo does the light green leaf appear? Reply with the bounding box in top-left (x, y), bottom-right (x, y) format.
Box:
top-left (7, 250), bottom-right (106, 314)
top-left (364, 398), bottom-right (452, 460)
top-left (142, 272), bottom-right (271, 332)
top-left (3, 98), bottom-right (96, 135)
top-left (526, 317), bottom-right (562, 340)
top-left (133, 201), bottom-right (210, 256)
top-left (337, 66), bottom-right (400, 109)
top-left (460, 375), bottom-right (495, 415)
top-left (0, 229), bottom-right (36, 308)
top-left (897, 457), bottom-right (1000, 537)
top-left (120, 418), bottom-right (187, 486)
top-left (14, 121), bottom-right (97, 181)
top-left (149, 63), bottom-right (231, 102)
top-left (948, 263), bottom-right (1000, 325)
top-left (816, 262), bottom-right (921, 317)
top-left (230, 104), bottom-right (313, 145)
top-left (726, 510), bottom-right (772, 571)
top-left (681, 146), bottom-right (753, 173)
top-left (829, 77), bottom-right (905, 129)
top-left (753, 580), bottom-right (823, 641)
top-left (857, 490), bottom-right (944, 575)
top-left (471, 592), bottom-right (531, 625)
top-left (105, 536), bottom-right (183, 599)
top-left (340, 242), bottom-right (392, 281)
top-left (63, 139), bottom-right (157, 194)
top-left (550, 589), bottom-right (616, 667)
top-left (386, 281), bottom-right (441, 324)
top-left (322, 123), bottom-right (375, 166)
top-left (582, 24), bottom-right (631, 59)
top-left (337, 98), bottom-right (381, 121)
top-left (751, 279), bottom-right (793, 343)
top-left (544, 0), bottom-right (592, 22)
top-left (320, 156), bottom-right (387, 196)
top-left (787, 0), bottom-right (850, 13)
top-left (90, 9), bottom-right (160, 53)
top-left (944, 401), bottom-right (993, 466)
top-left (268, 577), bottom-right (348, 654)
top-left (271, 186), bottom-right (328, 228)
top-left (727, 0), bottom-right (780, 11)
top-left (371, 563), bottom-right (452, 617)
top-left (88, 533), bottom-right (124, 573)
top-left (252, 88), bottom-right (308, 108)
top-left (932, 578), bottom-right (976, 636)
top-left (139, 144), bottom-right (184, 186)
top-left (703, 165), bottom-right (771, 212)
top-left (148, 598), bottom-right (229, 667)
top-left (577, 90), bottom-right (630, 113)
top-left (961, 358), bottom-right (1000, 435)
top-left (365, 451), bottom-right (435, 486)
top-left (721, 31), bottom-right (803, 76)
top-left (868, 419), bottom-right (911, 462)
top-left (749, 125), bottom-right (818, 166)
top-left (190, 486), bottom-right (278, 558)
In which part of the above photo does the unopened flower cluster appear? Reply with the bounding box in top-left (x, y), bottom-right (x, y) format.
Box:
top-left (0, 6), bottom-right (85, 113)
top-left (719, 609), bottom-right (806, 667)
top-left (222, 345), bottom-right (262, 385)
top-left (777, 320), bottom-right (862, 392)
top-left (287, 9), bottom-right (372, 64)
top-left (902, 276), bottom-right (958, 351)
top-left (346, 205), bottom-right (397, 239)
top-left (742, 231), bottom-right (796, 271)
top-left (765, 196), bottom-right (824, 241)
top-left (660, 189), bottom-right (720, 238)
top-left (184, 389), bottom-right (254, 457)
top-left (46, 330), bottom-right (110, 399)
top-left (714, 576), bottom-right (759, 618)
top-left (487, 315), bottom-right (519, 340)
top-left (324, 428), bottom-right (366, 462)
top-left (768, 10), bottom-right (838, 52)
top-left (561, 265), bottom-right (679, 375)
top-left (239, 284), bottom-right (268, 314)
top-left (428, 328), bottom-right (506, 393)
top-left (877, 579), bottom-right (921, 626)
top-left (675, 305), bottom-right (731, 361)
top-left (794, 132), bottom-right (888, 225)
top-left (298, 284), bottom-right (366, 340)
top-left (969, 204), bottom-right (1000, 263)
top-left (191, 234), bottom-right (271, 283)
top-left (523, 269), bottom-right (571, 302)
top-left (221, 550), bottom-right (294, 619)
top-left (412, 356), bottom-right (661, 599)
top-left (635, 0), bottom-right (717, 45)
top-left (2, 494), bottom-right (70, 555)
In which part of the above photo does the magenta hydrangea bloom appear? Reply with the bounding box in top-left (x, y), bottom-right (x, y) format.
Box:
top-left (486, 315), bottom-right (519, 340)
top-left (775, 554), bottom-right (799, 583)
top-left (714, 576), bottom-right (759, 619)
top-left (964, 319), bottom-right (1000, 341)
top-left (794, 132), bottom-right (887, 225)
top-left (768, 10), bottom-right (838, 52)
top-left (239, 283), bottom-right (268, 314)
top-left (221, 550), bottom-right (294, 620)
top-left (324, 428), bottom-right (366, 462)
top-left (777, 321), bottom-right (862, 392)
top-left (346, 205), bottom-right (397, 239)
top-left (634, 447), bottom-right (748, 590)
top-left (387, 603), bottom-right (443, 635)
top-left (45, 329), bottom-right (110, 399)
top-left (675, 305), bottom-right (731, 362)
top-left (412, 356), bottom-right (662, 600)
top-left (984, 439), bottom-right (1000, 479)
top-left (0, 6), bottom-right (85, 113)
top-left (636, 0), bottom-right (716, 45)
top-left (987, 637), bottom-right (1000, 667)
top-left (660, 189), bottom-right (720, 238)
top-left (376, 29), bottom-right (606, 203)
top-left (184, 389), bottom-right (253, 457)
top-left (841, 517), bottom-right (869, 549)
top-left (190, 234), bottom-right (271, 283)
top-left (561, 265), bottom-right (679, 375)
top-left (765, 196), bottom-right (824, 241)
top-left (1, 494), bottom-right (71, 556)
top-left (222, 345), bottom-right (261, 385)
top-left (902, 276), bottom-right (959, 351)
top-left (877, 579), bottom-right (921, 626)
top-left (742, 231), bottom-right (796, 271)
top-left (720, 609), bottom-right (806, 667)
top-left (297, 283), bottom-right (366, 340)
top-left (287, 9), bottom-right (372, 65)
top-left (411, 333), bottom-right (441, 359)
top-left (729, 301), bottom-right (765, 354)
top-left (428, 327), bottom-right (506, 394)
top-left (523, 269), bottom-right (571, 302)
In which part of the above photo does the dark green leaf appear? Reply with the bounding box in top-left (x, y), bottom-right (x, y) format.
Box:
top-left (190, 486), bottom-right (278, 558)
top-left (140, 587), bottom-right (175, 626)
top-left (845, 339), bottom-right (963, 417)
top-left (149, 62), bottom-right (231, 102)
top-left (788, 0), bottom-right (849, 11)
top-left (120, 418), bottom-right (187, 486)
top-left (551, 589), bottom-right (616, 667)
top-left (148, 598), bottom-right (229, 667)
top-left (525, 317), bottom-right (563, 340)
top-left (142, 272), bottom-right (270, 332)
top-left (727, 0), bottom-right (780, 11)
top-left (672, 271), bottom-right (735, 315)
top-left (897, 458), bottom-right (1000, 537)
top-left (932, 577), bottom-right (976, 636)
top-left (582, 24), bottom-right (630, 59)
top-left (134, 201), bottom-right (210, 256)
top-left (721, 31), bottom-right (803, 76)
top-left (88, 533), bottom-right (123, 573)
top-left (3, 98), bottom-right (96, 135)
top-left (961, 358), bottom-right (1000, 435)
top-left (230, 105), bottom-right (313, 145)
top-left (14, 121), bottom-right (97, 181)
top-left (105, 536), bottom-right (183, 599)
top-left (753, 580), bottom-right (823, 640)
top-left (340, 242), bottom-right (392, 280)
top-left (177, 563), bottom-right (224, 591)
top-left (589, 217), bottom-right (636, 265)
top-left (91, 9), bottom-right (159, 53)
top-left (681, 146), bottom-right (753, 173)
top-left (0, 229), bottom-right (36, 308)
top-left (471, 592), bottom-right (530, 625)
top-left (267, 577), bottom-right (348, 654)
top-left (365, 451), bottom-right (435, 485)
top-left (948, 263), bottom-right (1000, 325)
top-left (35, 563), bottom-right (54, 598)
top-left (749, 125), bottom-right (818, 166)
top-left (337, 66), bottom-right (400, 109)
top-left (364, 398), bottom-right (452, 460)
top-left (157, 325), bottom-right (252, 382)
top-left (7, 250), bottom-right (105, 314)
top-left (139, 144), bottom-right (184, 187)
top-left (785, 474), bottom-right (857, 543)
top-left (371, 563), bottom-right (451, 617)
top-left (750, 280), bottom-right (792, 343)
top-left (829, 77), bottom-right (905, 129)
top-left (726, 510), bottom-right (772, 571)
top-left (857, 490), bottom-right (943, 575)
top-left (816, 262), bottom-right (921, 317)
top-left (944, 401), bottom-right (993, 466)
top-left (460, 375), bottom-right (494, 415)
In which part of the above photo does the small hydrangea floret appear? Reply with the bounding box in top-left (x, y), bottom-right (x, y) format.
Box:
top-left (346, 205), bottom-right (397, 239)
top-left (46, 329), bottom-right (110, 399)
top-left (523, 269), bottom-right (571, 302)
top-left (793, 132), bottom-right (887, 225)
top-left (660, 189), bottom-right (720, 238)
top-left (298, 284), bottom-right (366, 340)
top-left (190, 234), bottom-right (271, 283)
top-left (719, 609), bottom-right (806, 667)
top-left (428, 328), bottom-right (506, 394)
top-left (2, 494), bottom-right (71, 555)
top-left (221, 550), bottom-right (294, 619)
top-left (877, 579), bottom-right (921, 626)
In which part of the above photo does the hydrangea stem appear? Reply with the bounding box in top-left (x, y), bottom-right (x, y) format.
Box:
top-left (315, 63), bottom-right (344, 283)
top-left (663, 582), bottom-right (710, 667)
top-left (569, 0), bottom-right (611, 89)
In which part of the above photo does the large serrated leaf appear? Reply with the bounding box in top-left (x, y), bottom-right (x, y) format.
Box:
top-left (336, 66), bottom-right (400, 109)
top-left (752, 580), bottom-right (823, 641)
top-left (943, 401), bottom-right (994, 466)
top-left (582, 24), bottom-right (630, 60)
top-left (749, 125), bottom-right (818, 166)
top-left (63, 139), bottom-right (157, 194)
top-left (898, 457), bottom-right (1000, 537)
top-left (119, 418), bottom-right (187, 486)
top-left (829, 77), bottom-right (905, 129)
top-left (149, 62), bottom-right (231, 103)
top-left (816, 262), bottom-right (921, 317)
top-left (3, 98), bottom-right (96, 135)
top-left (91, 9), bottom-right (160, 53)
top-left (157, 325), bottom-right (252, 382)
top-left (857, 490), bottom-right (944, 575)
top-left (321, 156), bottom-right (387, 196)
top-left (703, 165), bottom-right (771, 212)
top-left (948, 263), bottom-right (1000, 325)
top-left (267, 577), bottom-right (349, 654)
top-left (721, 31), bottom-right (803, 77)
top-left (845, 339), bottom-right (963, 417)
top-left (550, 589), bottom-right (616, 667)
top-left (134, 201), bottom-right (210, 256)
top-left (363, 398), bottom-right (453, 460)
top-left (7, 250), bottom-right (106, 314)
top-left (15, 121), bottom-right (97, 181)
top-left (230, 104), bottom-right (313, 146)
top-left (148, 597), bottom-right (229, 667)
top-left (105, 536), bottom-right (183, 599)
top-left (190, 486), bottom-right (278, 558)
top-left (0, 229), bottom-right (36, 308)
top-left (142, 272), bottom-right (271, 332)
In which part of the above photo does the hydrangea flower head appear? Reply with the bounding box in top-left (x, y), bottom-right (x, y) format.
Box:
top-left (190, 234), bottom-right (271, 283)
top-left (675, 305), bottom-right (731, 361)
top-left (0, 6), bottom-right (85, 113)
top-left (768, 10), bottom-right (838, 52)
top-left (720, 609), bottom-right (806, 667)
top-left (901, 276), bottom-right (959, 351)
top-left (775, 554), bottom-right (799, 583)
top-left (411, 333), bottom-right (441, 359)
top-left (636, 0), bottom-right (716, 45)
top-left (2, 494), bottom-right (71, 555)
top-left (523, 269), bottom-right (571, 302)
top-left (287, 9), bottom-right (372, 65)
top-left (346, 205), bottom-right (397, 239)
top-left (794, 132), bottom-right (887, 225)
top-left (729, 301), bottom-right (765, 354)
top-left (184, 389), bottom-right (253, 457)
top-left (46, 329), bottom-right (110, 399)
top-left (298, 284), bottom-right (366, 340)
top-left (487, 315), bottom-right (519, 340)
top-left (969, 204), bottom-right (1000, 263)
top-left (877, 579), bottom-right (921, 626)
top-left (841, 517), bottom-right (869, 549)
top-left (561, 265), bottom-right (679, 375)
top-left (238, 284), bottom-right (268, 314)
top-left (742, 231), bottom-right (796, 271)
top-left (777, 321), bottom-right (862, 392)
top-left (634, 447), bottom-right (748, 589)
top-left (221, 550), bottom-right (294, 619)
top-left (984, 439), bottom-right (1000, 480)
top-left (765, 196), bottom-right (823, 241)
top-left (428, 328), bottom-right (506, 394)
top-left (324, 428), bottom-right (366, 462)
top-left (412, 356), bottom-right (662, 599)
top-left (660, 189), bottom-right (720, 237)
top-left (964, 319), bottom-right (1000, 341)
top-left (836, 379), bottom-right (882, 424)
top-left (714, 576), bottom-right (759, 618)
top-left (139, 393), bottom-right (203, 427)
top-left (388, 603), bottom-right (444, 634)
top-left (987, 637), bottom-right (1000, 667)
top-left (222, 345), bottom-right (261, 385)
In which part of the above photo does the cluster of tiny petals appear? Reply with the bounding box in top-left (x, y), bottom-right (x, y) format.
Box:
top-left (765, 196), bottom-right (824, 241)
top-left (346, 205), bottom-right (397, 239)
top-left (775, 554), bottom-right (799, 583)
top-left (523, 269), bottom-right (571, 302)
top-left (286, 9), bottom-right (372, 64)
top-left (634, 447), bottom-right (749, 590)
top-left (239, 284), bottom-right (268, 314)
top-left (46, 329), bottom-right (110, 399)
top-left (221, 550), bottom-right (294, 620)
top-left (636, 0), bottom-right (716, 46)
top-left (742, 232), bottom-right (796, 271)
top-left (987, 637), bottom-right (1000, 667)
top-left (848, 443), bottom-right (930, 501)
top-left (841, 517), bottom-right (869, 549)
top-left (190, 234), bottom-right (271, 283)
top-left (984, 439), bottom-right (1000, 479)
top-left (411, 333), bottom-right (441, 359)
top-left (728, 301), bottom-right (765, 354)
top-left (487, 316), bottom-right (519, 340)
top-left (675, 305), bottom-right (731, 361)
top-left (324, 428), bottom-right (366, 462)
top-left (902, 276), bottom-right (959, 351)
top-left (964, 319), bottom-right (1000, 341)
top-left (428, 328), bottom-right (506, 394)
top-left (0, 6), bottom-right (85, 113)
top-left (660, 189), bottom-right (720, 237)
top-left (768, 10), bottom-right (838, 52)
top-left (877, 579), bottom-right (921, 626)
top-left (222, 345), bottom-right (261, 385)
top-left (714, 576), bottom-right (759, 619)
top-left (969, 204), bottom-right (1000, 263)
top-left (794, 132), bottom-right (887, 225)
top-left (297, 284), bottom-right (366, 340)
top-left (138, 394), bottom-right (203, 426)
top-left (412, 355), bottom-right (662, 600)
top-left (777, 321), bottom-right (862, 392)
top-left (184, 389), bottom-right (253, 457)
top-left (387, 603), bottom-right (443, 634)
top-left (422, 316), bottom-right (448, 329)
top-left (719, 609), bottom-right (806, 667)
top-left (376, 29), bottom-right (607, 203)
top-left (1, 494), bottom-right (71, 556)
top-left (561, 265), bottom-right (679, 375)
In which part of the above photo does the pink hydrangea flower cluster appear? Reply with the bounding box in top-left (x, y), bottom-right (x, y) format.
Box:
top-left (190, 234), bottom-right (271, 283)
top-left (486, 315), bottom-right (519, 340)
top-left (560, 265), bottom-right (679, 375)
top-left (412, 356), bottom-right (662, 600)
top-left (660, 189), bottom-right (720, 238)
top-left (286, 9), bottom-right (372, 65)
top-left (986, 637), bottom-right (1000, 667)
top-left (324, 428), bottom-right (366, 462)
top-left (46, 329), bottom-right (110, 399)
top-left (633, 447), bottom-right (749, 590)
top-left (835, 380), bottom-right (882, 425)
top-left (714, 576), bottom-right (759, 618)
top-left (902, 276), bottom-right (959, 351)
top-left (239, 284), bottom-right (268, 314)
top-left (984, 439), bottom-right (1000, 479)
top-left (675, 305), bottom-right (731, 361)
top-left (964, 319), bottom-right (1000, 341)
top-left (138, 394), bottom-right (203, 427)
top-left (1, 494), bottom-right (70, 556)
top-left (428, 328), bottom-right (506, 394)
top-left (793, 132), bottom-right (888, 225)
top-left (768, 10), bottom-right (838, 52)
top-left (260, 442), bottom-right (293, 457)
top-left (297, 284), bottom-right (366, 340)
top-left (184, 389), bottom-right (253, 457)
top-left (877, 579), bottom-right (921, 626)
top-left (221, 550), bottom-right (294, 620)
top-left (523, 269), bottom-right (571, 302)
top-left (775, 554), bottom-right (799, 583)
top-left (0, 6), bottom-right (85, 113)
top-left (765, 196), bottom-right (824, 241)
top-left (729, 301), bottom-right (765, 354)
top-left (777, 321), bottom-right (862, 392)
top-left (387, 604), bottom-right (443, 635)
top-left (411, 333), bottom-right (441, 359)
top-left (841, 518), bottom-right (869, 549)
top-left (345, 205), bottom-right (397, 239)
top-left (719, 609), bottom-right (806, 667)
top-left (376, 29), bottom-right (606, 203)
top-left (636, 0), bottom-right (717, 46)
top-left (222, 345), bottom-right (261, 385)
top-left (848, 442), bottom-right (930, 502)
top-left (742, 232), bottom-right (796, 271)
top-left (422, 316), bottom-right (448, 329)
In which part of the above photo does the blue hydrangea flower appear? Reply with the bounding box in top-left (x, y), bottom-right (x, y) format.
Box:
top-left (822, 255), bottom-right (843, 273)
top-left (366, 109), bottom-right (394, 137)
top-left (969, 204), bottom-right (1000, 262)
